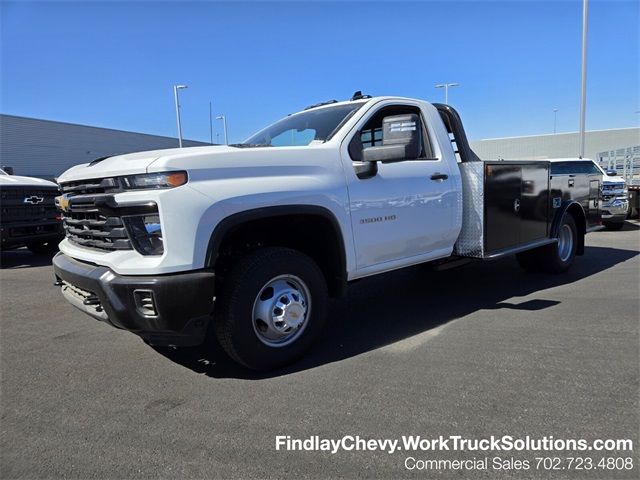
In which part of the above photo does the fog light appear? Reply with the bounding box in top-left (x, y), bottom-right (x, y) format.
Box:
top-left (123, 214), bottom-right (164, 255)
top-left (134, 290), bottom-right (157, 317)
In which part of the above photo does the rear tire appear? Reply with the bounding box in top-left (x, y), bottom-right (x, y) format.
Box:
top-left (27, 240), bottom-right (59, 254)
top-left (517, 214), bottom-right (578, 274)
top-left (538, 214), bottom-right (578, 273)
top-left (214, 247), bottom-right (328, 371)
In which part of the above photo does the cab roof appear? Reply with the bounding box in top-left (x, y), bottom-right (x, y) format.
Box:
top-left (300, 95), bottom-right (425, 113)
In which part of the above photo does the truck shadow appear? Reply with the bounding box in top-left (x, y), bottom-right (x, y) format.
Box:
top-left (0, 249), bottom-right (56, 269)
top-left (152, 245), bottom-right (638, 379)
top-left (620, 221), bottom-right (640, 231)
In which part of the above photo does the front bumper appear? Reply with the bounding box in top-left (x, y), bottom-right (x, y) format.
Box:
top-left (53, 252), bottom-right (215, 346)
top-left (1, 220), bottom-right (63, 249)
top-left (601, 200), bottom-right (628, 223)
top-left (601, 213), bottom-right (626, 224)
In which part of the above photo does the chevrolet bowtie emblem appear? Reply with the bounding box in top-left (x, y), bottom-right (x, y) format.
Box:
top-left (23, 195), bottom-right (44, 205)
top-left (55, 194), bottom-right (71, 212)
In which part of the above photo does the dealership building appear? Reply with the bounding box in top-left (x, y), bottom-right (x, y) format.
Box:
top-left (0, 114), bottom-right (208, 179)
top-left (1, 113), bottom-right (638, 180)
top-left (470, 127), bottom-right (639, 167)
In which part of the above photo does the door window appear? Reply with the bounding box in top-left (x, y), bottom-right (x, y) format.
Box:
top-left (551, 161), bottom-right (601, 175)
top-left (348, 105), bottom-right (435, 163)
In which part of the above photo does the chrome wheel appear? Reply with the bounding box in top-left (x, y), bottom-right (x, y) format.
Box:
top-left (557, 223), bottom-right (573, 262)
top-left (252, 274), bottom-right (311, 347)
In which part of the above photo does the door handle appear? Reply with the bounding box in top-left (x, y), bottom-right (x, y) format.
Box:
top-left (513, 198), bottom-right (521, 213)
top-left (430, 173), bottom-right (448, 181)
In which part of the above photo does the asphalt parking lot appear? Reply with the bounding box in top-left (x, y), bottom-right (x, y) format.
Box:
top-left (1, 221), bottom-right (638, 479)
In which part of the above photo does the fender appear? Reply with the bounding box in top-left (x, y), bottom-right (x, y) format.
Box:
top-left (204, 204), bottom-right (348, 292)
top-left (550, 200), bottom-right (587, 256)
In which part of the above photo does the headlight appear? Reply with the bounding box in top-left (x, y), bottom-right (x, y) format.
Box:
top-left (123, 214), bottom-right (164, 255)
top-left (121, 171), bottom-right (187, 190)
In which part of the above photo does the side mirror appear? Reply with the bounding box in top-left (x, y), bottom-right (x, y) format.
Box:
top-left (362, 114), bottom-right (422, 163)
top-left (2, 166), bottom-right (14, 175)
top-left (605, 170), bottom-right (617, 176)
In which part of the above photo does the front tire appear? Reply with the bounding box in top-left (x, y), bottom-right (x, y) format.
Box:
top-left (214, 248), bottom-right (328, 371)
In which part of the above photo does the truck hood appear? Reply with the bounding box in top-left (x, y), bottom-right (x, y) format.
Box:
top-left (602, 174), bottom-right (626, 185)
top-left (56, 144), bottom-right (330, 183)
top-left (57, 145), bottom-right (238, 183)
top-left (0, 174), bottom-right (58, 188)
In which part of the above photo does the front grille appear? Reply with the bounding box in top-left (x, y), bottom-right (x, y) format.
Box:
top-left (602, 183), bottom-right (625, 191)
top-left (1, 187), bottom-right (59, 201)
top-left (0, 186), bottom-right (59, 224)
top-left (1, 205), bottom-right (58, 222)
top-left (5, 223), bottom-right (59, 238)
top-left (59, 177), bottom-right (160, 252)
top-left (63, 204), bottom-right (132, 251)
top-left (60, 177), bottom-right (122, 196)
top-left (59, 176), bottom-right (131, 251)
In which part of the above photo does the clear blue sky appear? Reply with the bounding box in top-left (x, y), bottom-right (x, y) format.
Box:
top-left (1, 0), bottom-right (638, 143)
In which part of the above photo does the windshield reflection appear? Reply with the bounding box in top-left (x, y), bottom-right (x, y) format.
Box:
top-left (239, 103), bottom-right (364, 147)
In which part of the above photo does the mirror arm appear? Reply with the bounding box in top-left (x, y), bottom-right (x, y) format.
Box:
top-left (354, 161), bottom-right (378, 179)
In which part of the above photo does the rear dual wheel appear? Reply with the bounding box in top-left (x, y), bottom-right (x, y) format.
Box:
top-left (517, 214), bottom-right (578, 274)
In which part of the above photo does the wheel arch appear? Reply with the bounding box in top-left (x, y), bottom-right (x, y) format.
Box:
top-left (205, 205), bottom-right (348, 297)
top-left (551, 201), bottom-right (586, 256)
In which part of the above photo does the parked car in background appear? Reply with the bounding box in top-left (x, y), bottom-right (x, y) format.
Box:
top-left (0, 168), bottom-right (63, 253)
top-left (599, 168), bottom-right (628, 231)
top-left (598, 147), bottom-right (639, 220)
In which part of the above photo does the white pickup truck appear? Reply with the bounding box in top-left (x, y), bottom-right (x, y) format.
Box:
top-left (599, 170), bottom-right (628, 230)
top-left (53, 94), bottom-right (603, 370)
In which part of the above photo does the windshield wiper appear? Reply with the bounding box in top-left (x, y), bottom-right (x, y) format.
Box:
top-left (228, 143), bottom-right (273, 148)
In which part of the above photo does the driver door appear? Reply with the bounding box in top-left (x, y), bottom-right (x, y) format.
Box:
top-left (341, 103), bottom-right (457, 274)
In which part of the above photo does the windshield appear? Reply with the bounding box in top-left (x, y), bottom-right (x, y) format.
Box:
top-left (240, 103), bottom-right (364, 147)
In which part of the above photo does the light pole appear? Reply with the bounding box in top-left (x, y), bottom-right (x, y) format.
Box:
top-left (435, 82), bottom-right (460, 104)
top-left (553, 108), bottom-right (559, 134)
top-left (209, 101), bottom-right (214, 144)
top-left (216, 115), bottom-right (228, 145)
top-left (173, 84), bottom-right (188, 147)
top-left (579, 0), bottom-right (589, 157)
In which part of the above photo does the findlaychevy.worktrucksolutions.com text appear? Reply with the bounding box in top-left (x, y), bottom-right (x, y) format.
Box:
top-left (275, 435), bottom-right (633, 455)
